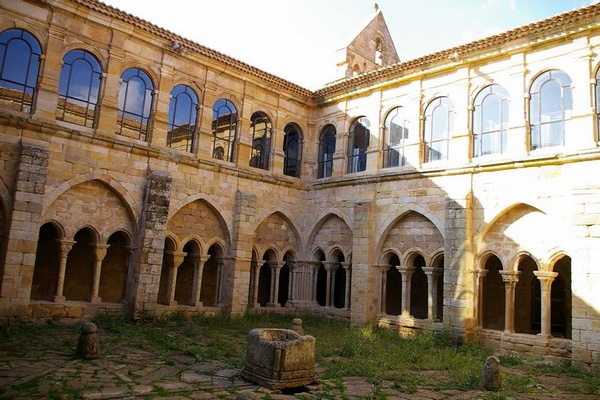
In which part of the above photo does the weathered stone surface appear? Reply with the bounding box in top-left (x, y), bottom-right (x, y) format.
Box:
top-left (480, 355), bottom-right (502, 391)
top-left (75, 322), bottom-right (100, 360)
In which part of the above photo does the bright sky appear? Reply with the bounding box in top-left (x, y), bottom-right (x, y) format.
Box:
top-left (101, 0), bottom-right (597, 90)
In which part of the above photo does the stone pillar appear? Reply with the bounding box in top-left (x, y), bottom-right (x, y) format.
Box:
top-left (190, 255), bottom-right (209, 307)
top-left (268, 261), bottom-right (283, 307)
top-left (473, 269), bottom-right (488, 327)
top-left (342, 262), bottom-right (351, 309)
top-left (312, 263), bottom-right (320, 305)
top-left (1, 141), bottom-right (49, 314)
top-left (376, 265), bottom-right (391, 314)
top-left (423, 266), bottom-right (443, 321)
top-left (127, 170), bottom-right (171, 319)
top-left (533, 271), bottom-right (558, 338)
top-left (215, 258), bottom-right (225, 306)
top-left (499, 271), bottom-right (520, 333)
top-left (90, 244), bottom-right (110, 303)
top-left (397, 266), bottom-right (415, 317)
top-left (287, 261), bottom-right (295, 304)
top-left (323, 262), bottom-right (337, 308)
top-left (54, 239), bottom-right (76, 303)
top-left (166, 251), bottom-right (186, 306)
top-left (252, 260), bottom-right (260, 306)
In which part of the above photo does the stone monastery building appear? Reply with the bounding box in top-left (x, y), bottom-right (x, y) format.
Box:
top-left (1, 0), bottom-right (600, 368)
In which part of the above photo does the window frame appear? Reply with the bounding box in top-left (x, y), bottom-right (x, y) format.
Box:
top-left (529, 69), bottom-right (572, 150)
top-left (57, 49), bottom-right (102, 128)
top-left (423, 96), bottom-right (453, 163)
top-left (0, 28), bottom-right (42, 113)
top-left (318, 125), bottom-right (336, 179)
top-left (249, 111), bottom-right (272, 171)
top-left (167, 84), bottom-right (199, 153)
top-left (473, 84), bottom-right (509, 157)
top-left (212, 98), bottom-right (238, 162)
top-left (117, 68), bottom-right (155, 141)
top-left (347, 116), bottom-right (370, 173)
top-left (383, 107), bottom-right (409, 168)
top-left (283, 123), bottom-right (303, 178)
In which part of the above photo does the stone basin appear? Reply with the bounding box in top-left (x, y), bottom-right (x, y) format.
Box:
top-left (240, 328), bottom-right (316, 389)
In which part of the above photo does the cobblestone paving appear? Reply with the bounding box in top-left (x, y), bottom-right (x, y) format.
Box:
top-left (1, 327), bottom-right (598, 399)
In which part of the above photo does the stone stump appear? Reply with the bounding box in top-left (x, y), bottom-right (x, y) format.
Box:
top-left (75, 322), bottom-right (99, 360)
top-left (481, 355), bottom-right (502, 391)
top-left (291, 318), bottom-right (304, 335)
top-left (241, 328), bottom-right (316, 389)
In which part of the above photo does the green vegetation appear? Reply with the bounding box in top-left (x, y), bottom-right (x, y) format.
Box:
top-left (2, 313), bottom-right (599, 398)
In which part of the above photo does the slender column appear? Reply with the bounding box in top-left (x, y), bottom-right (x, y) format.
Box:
top-left (376, 264), bottom-right (391, 314)
top-left (252, 261), bottom-right (260, 306)
top-left (312, 263), bottom-right (320, 305)
top-left (166, 251), bottom-right (186, 306)
top-left (423, 266), bottom-right (442, 321)
top-left (342, 262), bottom-right (351, 309)
top-left (473, 269), bottom-right (488, 327)
top-left (499, 271), bottom-right (520, 333)
top-left (323, 262), bottom-right (337, 307)
top-left (190, 255), bottom-right (209, 307)
top-left (287, 261), bottom-right (295, 304)
top-left (533, 271), bottom-right (558, 338)
top-left (397, 266), bottom-right (415, 317)
top-left (267, 261), bottom-right (284, 307)
top-left (54, 239), bottom-right (76, 303)
top-left (215, 258), bottom-right (225, 306)
top-left (90, 244), bottom-right (111, 303)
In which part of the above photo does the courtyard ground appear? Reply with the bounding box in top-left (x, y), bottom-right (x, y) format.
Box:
top-left (0, 313), bottom-right (599, 399)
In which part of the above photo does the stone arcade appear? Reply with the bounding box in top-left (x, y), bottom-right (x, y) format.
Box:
top-left (1, 0), bottom-right (600, 368)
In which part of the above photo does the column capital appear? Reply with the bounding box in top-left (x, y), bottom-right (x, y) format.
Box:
top-left (341, 262), bottom-right (351, 270)
top-left (499, 270), bottom-right (520, 284)
top-left (471, 268), bottom-right (488, 279)
top-left (422, 266), bottom-right (443, 276)
top-left (396, 265), bottom-right (415, 273)
top-left (373, 264), bottom-right (391, 271)
top-left (94, 244), bottom-right (111, 261)
top-left (323, 261), bottom-right (339, 271)
top-left (56, 239), bottom-right (76, 256)
top-left (533, 270), bottom-right (558, 291)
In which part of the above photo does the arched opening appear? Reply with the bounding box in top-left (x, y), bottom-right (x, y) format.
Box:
top-left (482, 255), bottom-right (505, 330)
top-left (515, 256), bottom-right (538, 334)
top-left (64, 228), bottom-right (96, 301)
top-left (157, 238), bottom-right (176, 305)
top-left (201, 244), bottom-right (223, 306)
top-left (31, 223), bottom-right (61, 301)
top-left (315, 250), bottom-right (326, 307)
top-left (99, 231), bottom-right (130, 303)
top-left (410, 254), bottom-right (428, 319)
top-left (278, 252), bottom-right (294, 306)
top-left (385, 253), bottom-right (401, 316)
top-left (551, 256), bottom-right (571, 339)
top-left (257, 250), bottom-right (275, 306)
top-left (174, 241), bottom-right (199, 305)
top-left (433, 255), bottom-right (444, 320)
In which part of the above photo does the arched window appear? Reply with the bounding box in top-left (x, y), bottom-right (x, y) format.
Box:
top-left (473, 85), bottom-right (509, 157)
top-left (57, 49), bottom-right (102, 128)
top-left (249, 111), bottom-right (272, 170)
top-left (347, 116), bottom-right (370, 173)
top-left (117, 68), bottom-right (154, 141)
top-left (424, 96), bottom-right (453, 162)
top-left (318, 125), bottom-right (336, 178)
top-left (167, 84), bottom-right (198, 153)
top-left (0, 28), bottom-right (42, 113)
top-left (530, 69), bottom-right (572, 150)
top-left (283, 123), bottom-right (302, 177)
top-left (212, 99), bottom-right (237, 162)
top-left (383, 107), bottom-right (409, 168)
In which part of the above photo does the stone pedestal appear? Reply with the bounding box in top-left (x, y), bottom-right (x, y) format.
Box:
top-left (241, 328), bottom-right (316, 389)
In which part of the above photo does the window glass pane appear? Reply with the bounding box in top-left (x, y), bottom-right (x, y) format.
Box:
top-left (482, 94), bottom-right (500, 132)
top-left (431, 105), bottom-right (449, 141)
top-left (540, 81), bottom-right (562, 122)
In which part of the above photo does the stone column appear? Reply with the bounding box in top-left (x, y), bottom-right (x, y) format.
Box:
top-left (342, 262), bottom-right (352, 309)
top-left (268, 261), bottom-right (284, 307)
top-left (323, 262), bottom-right (337, 307)
top-left (54, 239), bottom-right (76, 303)
top-left (252, 260), bottom-right (260, 306)
top-left (90, 244), bottom-right (111, 303)
top-left (376, 265), bottom-right (391, 314)
top-left (190, 255), bottom-right (209, 307)
top-left (215, 258), bottom-right (225, 306)
top-left (533, 271), bottom-right (558, 338)
top-left (423, 266), bottom-right (443, 321)
top-left (312, 263), bottom-right (320, 305)
top-left (287, 261), bottom-right (296, 304)
top-left (397, 266), bottom-right (415, 317)
top-left (473, 269), bottom-right (488, 327)
top-left (166, 251), bottom-right (186, 306)
top-left (499, 271), bottom-right (520, 333)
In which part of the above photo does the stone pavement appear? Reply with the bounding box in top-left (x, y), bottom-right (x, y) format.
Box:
top-left (0, 328), bottom-right (597, 399)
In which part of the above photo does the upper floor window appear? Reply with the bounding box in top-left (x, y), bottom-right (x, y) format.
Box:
top-left (57, 49), bottom-right (102, 128)
top-left (117, 68), bottom-right (154, 141)
top-left (249, 111), bottom-right (271, 170)
top-left (318, 125), bottom-right (336, 179)
top-left (167, 84), bottom-right (198, 153)
top-left (212, 98), bottom-right (237, 162)
top-left (0, 29), bottom-right (41, 113)
top-left (424, 96), bottom-right (453, 162)
top-left (283, 123), bottom-right (302, 178)
top-left (530, 69), bottom-right (572, 150)
top-left (347, 117), bottom-right (370, 173)
top-left (473, 84), bottom-right (509, 157)
top-left (383, 107), bottom-right (409, 168)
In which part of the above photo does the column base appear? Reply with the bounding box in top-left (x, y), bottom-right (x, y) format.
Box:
top-left (189, 301), bottom-right (203, 308)
top-left (89, 296), bottom-right (101, 304)
top-left (166, 301), bottom-right (178, 306)
top-left (53, 295), bottom-right (66, 303)
top-left (266, 303), bottom-right (281, 308)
